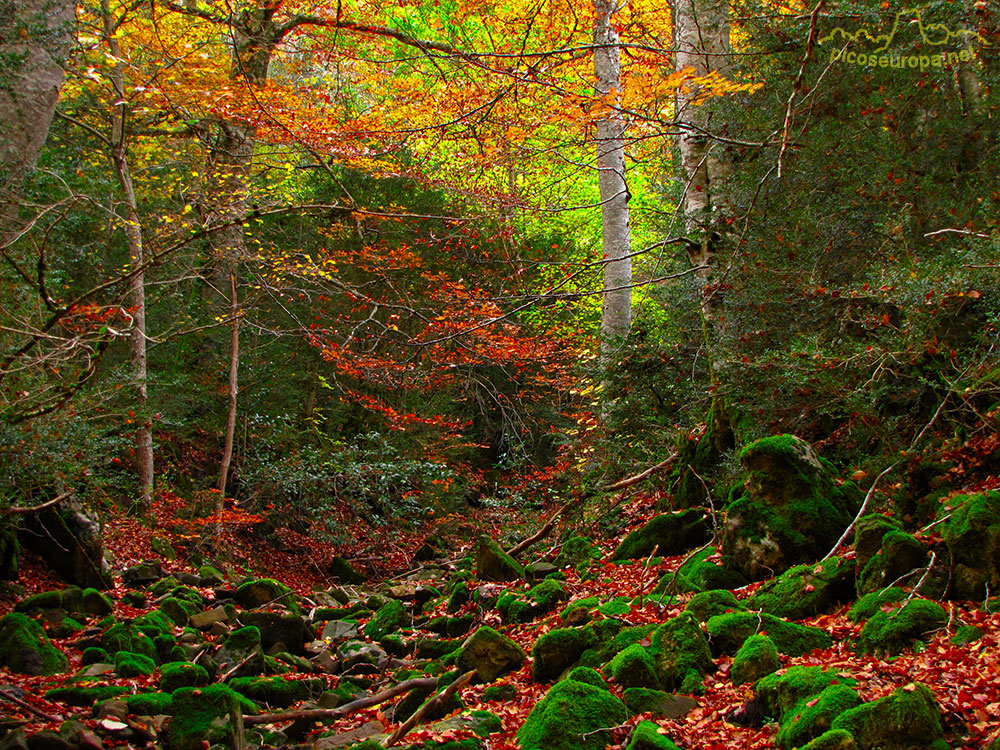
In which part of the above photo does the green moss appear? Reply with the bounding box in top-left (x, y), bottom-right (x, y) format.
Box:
top-left (53, 616), bottom-right (84, 638)
top-left (613, 510), bottom-right (712, 561)
top-left (475, 535), bottom-right (525, 582)
top-left (160, 661), bottom-right (210, 692)
top-left (327, 556), bottom-right (366, 584)
top-left (854, 515), bottom-right (902, 571)
top-left (45, 685), bottom-right (129, 706)
top-left (0, 612), bottom-right (69, 675)
top-left (648, 611), bottom-right (714, 693)
top-left (455, 626), bottom-right (526, 683)
top-left (731, 634), bottom-right (781, 686)
top-left (501, 579), bottom-right (568, 623)
top-left (566, 666), bottom-right (607, 690)
top-left (215, 625), bottom-right (264, 678)
top-left (314, 603), bottom-right (370, 621)
top-left (607, 644), bottom-right (659, 689)
top-left (364, 599), bottom-right (409, 640)
top-left (125, 691), bottom-right (175, 716)
top-left (798, 729), bottom-right (857, 750)
top-left (167, 684), bottom-right (258, 750)
top-left (16, 589), bottom-right (66, 612)
top-left (481, 684), bottom-right (517, 702)
top-left (81, 646), bottom-right (109, 665)
top-left (939, 491), bottom-right (1000, 600)
top-left (517, 679), bottom-right (629, 750)
top-left (831, 683), bottom-right (945, 750)
top-left (747, 557), bottom-right (856, 620)
top-left (848, 587), bottom-right (906, 623)
top-left (559, 596), bottom-right (599, 624)
top-left (134, 609), bottom-right (175, 638)
top-left (235, 578), bottom-right (300, 614)
top-left (229, 676), bottom-right (324, 707)
top-left (775, 684), bottom-right (862, 750)
top-left (857, 531), bottom-right (929, 594)
top-left (950, 624), bottom-right (984, 645)
top-left (532, 627), bottom-right (593, 683)
top-left (756, 667), bottom-right (857, 722)
top-left (857, 599), bottom-right (948, 656)
top-left (626, 720), bottom-right (681, 750)
top-left (553, 537), bottom-right (601, 569)
top-left (706, 611), bottom-right (832, 657)
top-left (578, 622), bottom-right (650, 666)
top-left (685, 589), bottom-right (743, 623)
top-left (161, 597), bottom-right (201, 627)
top-left (416, 637), bottom-right (461, 659)
top-left (597, 596), bottom-right (632, 617)
top-left (115, 650), bottom-right (156, 677)
top-left (380, 634), bottom-right (409, 657)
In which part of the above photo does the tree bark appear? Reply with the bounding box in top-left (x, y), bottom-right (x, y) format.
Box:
top-left (217, 268), bottom-right (239, 497)
top-left (593, 0), bottom-right (632, 358)
top-left (101, 0), bottom-right (154, 511)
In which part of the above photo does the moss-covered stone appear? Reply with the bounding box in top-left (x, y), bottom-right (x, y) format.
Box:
top-left (775, 683), bottom-right (862, 750)
top-left (939, 490), bottom-right (1000, 600)
top-left (747, 557), bottom-right (856, 620)
top-left (830, 683), bottom-right (946, 750)
top-left (101, 621), bottom-right (157, 663)
top-left (685, 589), bottom-right (743, 623)
top-left (613, 510), bottom-right (712, 561)
top-left (426, 613), bottom-right (475, 638)
top-left (648, 611), bottom-right (714, 693)
top-left (755, 666), bottom-right (857, 722)
top-left (241, 610), bottom-right (312, 652)
top-left (854, 515), bottom-right (902, 573)
top-left (607, 643), bottom-right (659, 689)
top-left (455, 626), bottom-right (526, 683)
top-left (161, 597), bottom-right (200, 627)
top-left (235, 578), bottom-right (300, 614)
top-left (45, 685), bottom-right (129, 706)
top-left (160, 661), bottom-right (210, 692)
top-left (706, 611), bottom-right (832, 657)
top-left (723, 435), bottom-right (860, 580)
top-left (857, 531), bottom-right (929, 595)
top-left (229, 676), bottom-right (324, 707)
top-left (517, 678), bottom-right (629, 750)
top-left (52, 616), bottom-right (84, 638)
top-left (659, 547), bottom-right (748, 594)
top-left (134, 609), bottom-right (175, 638)
top-left (621, 688), bottom-right (697, 719)
top-left (327, 555), bottom-right (367, 584)
top-left (499, 579), bottom-right (567, 624)
top-left (16, 589), bottom-right (68, 613)
top-left (553, 536), bottom-right (601, 570)
top-left (625, 720), bottom-right (682, 750)
top-left (0, 613), bottom-right (69, 675)
top-left (949, 624), bottom-right (984, 646)
top-left (166, 684), bottom-right (258, 750)
top-left (363, 599), bottom-right (408, 641)
top-left (732, 634), bottom-right (781, 686)
top-left (799, 729), bottom-right (858, 750)
top-left (559, 596), bottom-right (599, 625)
top-left (566, 666), bottom-right (607, 689)
top-left (531, 627), bottom-right (593, 683)
top-left (215, 625), bottom-right (265, 677)
top-left (475, 535), bottom-right (524, 582)
top-left (115, 650), bottom-right (156, 677)
top-left (856, 599), bottom-right (948, 656)
top-left (848, 587), bottom-right (906, 623)
top-left (81, 646), bottom-right (109, 666)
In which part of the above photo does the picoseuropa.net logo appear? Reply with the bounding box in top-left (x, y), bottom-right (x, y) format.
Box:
top-left (819, 6), bottom-right (988, 72)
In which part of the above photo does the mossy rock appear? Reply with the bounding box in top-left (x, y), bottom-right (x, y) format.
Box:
top-left (499, 579), bottom-right (567, 623)
top-left (625, 720), bottom-right (682, 750)
top-left (612, 509), bottom-right (713, 561)
top-left (115, 650), bottom-right (156, 677)
top-left (327, 555), bottom-right (366, 584)
top-left (857, 531), bottom-right (929, 595)
top-left (53, 616), bottom-right (84, 638)
top-left (166, 684), bottom-right (258, 750)
top-left (799, 729), bottom-right (858, 750)
top-left (706, 611), bottom-right (832, 657)
top-left (566, 666), bottom-right (607, 689)
top-left (731, 634), bottom-right (781, 686)
top-left (134, 609), bottom-right (175, 638)
top-left (747, 556), bottom-right (856, 620)
top-left (15, 589), bottom-right (66, 613)
top-left (482, 683), bottom-right (518, 702)
top-left (655, 549), bottom-right (747, 596)
top-left (559, 596), bottom-right (599, 625)
top-left (215, 625), bottom-right (265, 677)
top-left (756, 666), bottom-right (857, 722)
top-left (532, 627), bottom-right (593, 683)
top-left (315, 602), bottom-right (370, 621)
top-left (949, 624), bottom-right (983, 646)
top-left (939, 490), bottom-right (1000, 600)
top-left (161, 597), bottom-right (201, 627)
top-left (854, 515), bottom-right (902, 573)
top-left (830, 683), bottom-right (946, 750)
top-left (122, 691), bottom-right (173, 716)
top-left (577, 621), bottom-right (647, 667)
top-left (775, 683), bottom-right (862, 750)
top-left (45, 685), bottom-right (129, 706)
top-left (848, 587), bottom-right (906, 623)
top-left (229, 676), bottom-right (324, 707)
top-left (416, 637), bottom-right (462, 660)
top-left (475, 535), bottom-right (524, 582)
top-left (0, 612), bottom-right (69, 675)
top-left (622, 688), bottom-right (698, 720)
top-left (685, 589), bottom-right (743, 623)
top-left (426, 613), bottom-right (475, 638)
top-left (81, 646), bottom-right (109, 666)
top-left (553, 536), bottom-right (602, 570)
top-left (723, 435), bottom-right (860, 580)
top-left (607, 643), bottom-right (659, 689)
top-left (235, 578), bottom-right (300, 614)
top-left (648, 611), bottom-right (714, 693)
top-left (363, 599), bottom-right (409, 640)
top-left (517, 678), bottom-right (629, 750)
top-left (160, 661), bottom-right (210, 692)
top-left (856, 599), bottom-right (948, 656)
top-left (597, 597), bottom-right (632, 617)
top-left (241, 610), bottom-right (312, 652)
top-left (455, 626), bottom-right (526, 683)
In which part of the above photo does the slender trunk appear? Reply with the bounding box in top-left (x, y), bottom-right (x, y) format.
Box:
top-left (593, 0), bottom-right (632, 357)
top-left (217, 268), bottom-right (239, 499)
top-left (101, 0), bottom-right (154, 510)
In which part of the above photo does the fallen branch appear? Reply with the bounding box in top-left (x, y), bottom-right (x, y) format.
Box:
top-left (823, 461), bottom-right (899, 560)
top-left (0, 688), bottom-right (61, 722)
top-left (601, 452), bottom-right (677, 493)
top-left (1, 490), bottom-right (71, 515)
top-left (243, 676), bottom-right (437, 726)
top-left (218, 652), bottom-right (258, 683)
top-left (507, 501), bottom-right (572, 558)
top-left (383, 670), bottom-right (477, 748)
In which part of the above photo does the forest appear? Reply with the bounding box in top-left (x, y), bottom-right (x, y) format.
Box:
top-left (0, 0), bottom-right (999, 748)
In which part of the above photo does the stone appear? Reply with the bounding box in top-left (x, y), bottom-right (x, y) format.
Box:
top-left (240, 611), bottom-right (311, 653)
top-left (625, 720), bottom-right (682, 750)
top-left (165, 685), bottom-right (257, 750)
top-left (363, 599), bottom-right (408, 640)
top-left (731, 634), bottom-right (781, 686)
top-left (214, 626), bottom-right (265, 678)
top-left (321, 619), bottom-right (358, 642)
top-left (648, 611), bottom-right (715, 693)
top-left (313, 721), bottom-right (384, 750)
top-left (747, 556), bottom-right (856, 621)
top-left (455, 626), bottom-right (526, 683)
top-left (497, 578), bottom-right (567, 623)
top-left (189, 606), bottom-right (228, 629)
top-left (517, 679), bottom-right (628, 750)
top-left (531, 627), bottom-right (593, 683)
top-left (326, 556), bottom-right (366, 585)
top-left (475, 535), bottom-right (524, 582)
top-left (122, 561), bottom-right (163, 587)
top-left (0, 613), bottom-right (68, 675)
top-left (22, 501), bottom-right (112, 589)
top-left (613, 509), bottom-right (713, 561)
top-left (234, 578), bottom-right (299, 614)
top-left (939, 490), bottom-right (1000, 600)
top-left (622, 688), bottom-right (697, 719)
top-left (707, 611), bottom-right (831, 657)
top-left (830, 683), bottom-right (947, 750)
top-left (857, 531), bottom-right (929, 595)
top-left (856, 599), bottom-right (948, 656)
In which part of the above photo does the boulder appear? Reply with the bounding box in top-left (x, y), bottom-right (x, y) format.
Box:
top-left (939, 490), bottom-right (1000, 600)
top-left (684, 589), bottom-right (743, 623)
top-left (0, 522), bottom-right (17, 580)
top-left (517, 678), bottom-right (629, 750)
top-left (621, 688), bottom-right (698, 719)
top-left (165, 685), bottom-right (257, 750)
top-left (326, 556), bottom-right (366, 585)
top-left (830, 683), bottom-right (948, 750)
top-left (0, 613), bottom-right (68, 675)
top-left (531, 627), bottom-right (593, 683)
top-left (235, 578), bottom-right (299, 614)
top-left (648, 611), bottom-right (714, 693)
top-left (552, 536), bottom-right (601, 570)
top-left (22, 501), bottom-right (112, 589)
top-left (475, 535), bottom-right (524, 582)
top-left (497, 578), bottom-right (567, 623)
top-left (240, 611), bottom-right (311, 653)
top-left (707, 611), bottom-right (831, 657)
top-left (731, 634), bottom-right (781, 686)
top-left (363, 599), bottom-right (408, 641)
top-left (626, 720), bottom-right (683, 750)
top-left (607, 644), bottom-right (659, 689)
top-left (856, 599), bottom-right (948, 656)
top-left (722, 435), bottom-right (859, 580)
top-left (122, 561), bottom-right (163, 587)
top-left (856, 531), bottom-right (929, 595)
top-left (747, 556), bottom-right (856, 620)
top-left (775, 684), bottom-right (861, 750)
top-left (613, 509), bottom-right (712, 561)
top-left (455, 626), bottom-right (526, 683)
top-left (214, 625), bottom-right (265, 678)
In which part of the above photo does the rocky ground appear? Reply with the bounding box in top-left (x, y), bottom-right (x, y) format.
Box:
top-left (1, 434), bottom-right (1000, 750)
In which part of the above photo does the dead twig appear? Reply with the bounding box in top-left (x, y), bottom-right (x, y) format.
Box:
top-left (601, 452), bottom-right (678, 493)
top-left (0, 688), bottom-right (61, 722)
top-left (1, 490), bottom-right (71, 515)
top-left (507, 501), bottom-right (573, 558)
top-left (382, 670), bottom-right (476, 747)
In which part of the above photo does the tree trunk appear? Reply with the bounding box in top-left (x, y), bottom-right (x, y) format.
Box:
top-left (0, 0), bottom-right (75, 239)
top-left (217, 267), bottom-right (240, 498)
top-left (593, 0), bottom-right (632, 358)
top-left (101, 0), bottom-right (154, 512)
